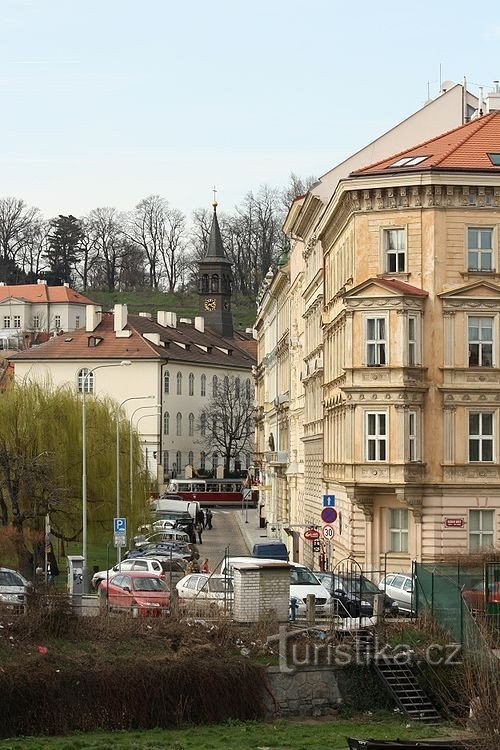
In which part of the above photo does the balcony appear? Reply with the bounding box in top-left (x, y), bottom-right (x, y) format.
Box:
top-left (265, 451), bottom-right (289, 466)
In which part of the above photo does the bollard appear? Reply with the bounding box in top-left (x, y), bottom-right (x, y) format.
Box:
top-left (289, 596), bottom-right (299, 622)
top-left (373, 592), bottom-right (385, 621)
top-left (306, 593), bottom-right (316, 625)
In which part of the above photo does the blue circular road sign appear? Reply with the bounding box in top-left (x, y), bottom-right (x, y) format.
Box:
top-left (321, 507), bottom-right (337, 524)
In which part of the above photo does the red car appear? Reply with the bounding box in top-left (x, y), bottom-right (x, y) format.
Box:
top-left (99, 571), bottom-right (171, 617)
top-left (462, 580), bottom-right (500, 612)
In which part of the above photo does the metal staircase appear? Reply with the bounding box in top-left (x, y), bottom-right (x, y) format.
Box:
top-left (373, 656), bottom-right (441, 724)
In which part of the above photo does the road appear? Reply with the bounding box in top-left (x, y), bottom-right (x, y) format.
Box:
top-left (195, 508), bottom-right (249, 572)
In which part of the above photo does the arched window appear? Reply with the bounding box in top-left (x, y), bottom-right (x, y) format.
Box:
top-left (212, 417), bottom-right (217, 437)
top-left (163, 370), bottom-right (170, 394)
top-left (163, 450), bottom-right (169, 481)
top-left (188, 372), bottom-right (194, 396)
top-left (201, 374), bottom-right (206, 397)
top-left (211, 274), bottom-right (219, 292)
top-left (235, 377), bottom-right (241, 398)
top-left (245, 378), bottom-right (251, 400)
top-left (77, 368), bottom-right (94, 394)
top-left (188, 450), bottom-right (194, 466)
top-left (200, 451), bottom-right (206, 470)
top-left (212, 452), bottom-right (219, 470)
top-left (212, 375), bottom-right (218, 396)
top-left (176, 450), bottom-right (182, 472)
top-left (188, 412), bottom-right (194, 436)
top-left (176, 372), bottom-right (182, 395)
top-left (200, 413), bottom-right (206, 436)
top-left (176, 412), bottom-right (182, 436)
top-left (224, 375), bottom-right (229, 391)
top-left (163, 411), bottom-right (170, 435)
top-left (202, 274), bottom-right (209, 293)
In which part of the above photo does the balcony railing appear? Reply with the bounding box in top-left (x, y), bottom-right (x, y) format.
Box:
top-left (265, 451), bottom-right (289, 465)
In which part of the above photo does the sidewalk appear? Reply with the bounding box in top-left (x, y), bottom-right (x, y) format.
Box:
top-left (233, 505), bottom-right (269, 553)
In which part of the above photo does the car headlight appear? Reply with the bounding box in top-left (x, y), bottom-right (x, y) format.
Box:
top-left (0, 593), bottom-right (21, 603)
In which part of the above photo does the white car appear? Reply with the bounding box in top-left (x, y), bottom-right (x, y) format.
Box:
top-left (176, 573), bottom-right (234, 610)
top-left (379, 573), bottom-right (414, 614)
top-left (0, 567), bottom-right (30, 611)
top-left (220, 557), bottom-right (331, 614)
top-left (91, 556), bottom-right (186, 590)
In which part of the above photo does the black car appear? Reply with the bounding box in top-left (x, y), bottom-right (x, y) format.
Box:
top-left (315, 572), bottom-right (398, 618)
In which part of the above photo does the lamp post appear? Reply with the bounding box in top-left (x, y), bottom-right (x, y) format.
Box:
top-left (129, 404), bottom-right (161, 513)
top-left (82, 360), bottom-right (131, 592)
top-left (116, 395), bottom-right (154, 564)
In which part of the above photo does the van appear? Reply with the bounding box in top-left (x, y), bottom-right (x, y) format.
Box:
top-left (150, 497), bottom-right (200, 520)
top-left (220, 557), bottom-right (331, 614)
top-left (252, 541), bottom-right (289, 561)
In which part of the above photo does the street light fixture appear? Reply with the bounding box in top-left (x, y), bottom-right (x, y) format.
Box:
top-left (129, 404), bottom-right (161, 514)
top-left (116, 395), bottom-right (154, 564)
top-left (82, 360), bottom-right (131, 592)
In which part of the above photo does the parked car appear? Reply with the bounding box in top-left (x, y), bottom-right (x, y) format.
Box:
top-left (98, 571), bottom-right (171, 616)
top-left (462, 580), bottom-right (500, 613)
top-left (252, 540), bottom-right (289, 561)
top-left (176, 573), bottom-right (234, 610)
top-left (152, 519), bottom-right (177, 531)
top-left (134, 529), bottom-right (190, 548)
top-left (379, 573), bottom-right (414, 614)
top-left (125, 542), bottom-right (195, 561)
top-left (0, 567), bottom-right (30, 611)
top-left (92, 556), bottom-right (186, 590)
top-left (221, 557), bottom-right (331, 614)
top-left (315, 572), bottom-right (398, 618)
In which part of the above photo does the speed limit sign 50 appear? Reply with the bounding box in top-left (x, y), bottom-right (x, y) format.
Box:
top-left (322, 525), bottom-right (334, 540)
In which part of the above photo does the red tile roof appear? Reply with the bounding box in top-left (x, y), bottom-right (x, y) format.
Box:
top-left (374, 277), bottom-right (428, 297)
top-left (351, 112), bottom-right (500, 176)
top-left (0, 283), bottom-right (95, 304)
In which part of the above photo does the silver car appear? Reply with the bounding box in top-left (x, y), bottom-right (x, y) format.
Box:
top-left (379, 573), bottom-right (414, 614)
top-left (0, 567), bottom-right (30, 611)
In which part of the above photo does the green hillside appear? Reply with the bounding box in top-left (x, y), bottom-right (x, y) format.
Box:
top-left (86, 290), bottom-right (257, 331)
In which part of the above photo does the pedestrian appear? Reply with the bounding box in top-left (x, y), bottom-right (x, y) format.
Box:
top-left (206, 509), bottom-right (213, 530)
top-left (200, 558), bottom-right (210, 573)
top-left (196, 508), bottom-right (205, 529)
top-left (189, 526), bottom-right (197, 545)
top-left (195, 520), bottom-right (203, 545)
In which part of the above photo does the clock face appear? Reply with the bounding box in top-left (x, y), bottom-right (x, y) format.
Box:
top-left (204, 297), bottom-right (217, 311)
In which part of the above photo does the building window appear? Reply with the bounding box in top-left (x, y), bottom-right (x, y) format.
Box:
top-left (200, 413), bottom-right (206, 437)
top-left (75, 315), bottom-right (80, 328)
top-left (188, 413), bottom-right (194, 436)
top-left (408, 411), bottom-right (418, 462)
top-left (366, 317), bottom-right (386, 366)
top-left (212, 452), bottom-right (218, 470)
top-left (212, 375), bottom-right (218, 396)
top-left (3, 316), bottom-right (11, 328)
top-left (201, 374), bottom-right (206, 397)
top-left (163, 450), bottom-right (169, 480)
top-left (212, 417), bottom-right (217, 437)
top-left (366, 412), bottom-right (387, 461)
top-left (13, 315), bottom-right (20, 328)
top-left (468, 317), bottom-right (493, 367)
top-left (200, 451), bottom-right (206, 470)
top-left (235, 377), bottom-right (240, 398)
top-left (389, 508), bottom-right (409, 553)
top-left (469, 509), bottom-right (495, 550)
top-left (469, 412), bottom-right (494, 462)
top-left (54, 315), bottom-right (61, 330)
top-left (245, 378), bottom-right (251, 400)
top-left (176, 412), bottom-right (182, 436)
top-left (384, 228), bottom-right (406, 273)
top-left (408, 315), bottom-right (418, 366)
top-left (211, 274), bottom-right (219, 292)
top-left (77, 368), bottom-right (94, 394)
top-left (188, 372), bottom-right (194, 396)
top-left (176, 451), bottom-right (182, 472)
top-left (176, 372), bottom-right (182, 395)
top-left (33, 315), bottom-right (40, 329)
top-left (164, 370), bottom-right (170, 394)
top-left (188, 450), bottom-right (194, 466)
top-left (163, 412), bottom-right (170, 436)
top-left (468, 227), bottom-right (493, 271)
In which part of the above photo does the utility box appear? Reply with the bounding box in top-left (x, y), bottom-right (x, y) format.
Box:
top-left (233, 561), bottom-right (290, 623)
top-left (67, 555), bottom-right (84, 595)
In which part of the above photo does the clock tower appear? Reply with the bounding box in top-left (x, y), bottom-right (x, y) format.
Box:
top-left (198, 197), bottom-right (234, 338)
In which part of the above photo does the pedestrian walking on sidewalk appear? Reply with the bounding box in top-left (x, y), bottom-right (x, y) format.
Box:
top-left (206, 509), bottom-right (213, 530)
top-left (195, 521), bottom-right (203, 545)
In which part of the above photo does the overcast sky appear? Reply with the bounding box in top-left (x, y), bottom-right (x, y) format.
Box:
top-left (2, 0), bottom-right (500, 220)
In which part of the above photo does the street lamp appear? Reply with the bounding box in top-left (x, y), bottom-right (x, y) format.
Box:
top-left (129, 404), bottom-right (161, 513)
top-left (116, 395), bottom-right (154, 564)
top-left (82, 360), bottom-right (131, 592)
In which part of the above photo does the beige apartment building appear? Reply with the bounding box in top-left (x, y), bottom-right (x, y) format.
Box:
top-left (255, 83), bottom-right (500, 571)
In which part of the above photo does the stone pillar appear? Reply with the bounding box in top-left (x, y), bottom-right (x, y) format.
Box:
top-left (443, 311), bottom-right (455, 367)
top-left (443, 404), bottom-right (456, 464)
top-left (355, 495), bottom-right (374, 572)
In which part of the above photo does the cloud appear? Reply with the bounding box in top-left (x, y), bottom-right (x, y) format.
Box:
top-left (482, 24), bottom-right (500, 39)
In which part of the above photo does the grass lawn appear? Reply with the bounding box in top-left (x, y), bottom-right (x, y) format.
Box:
top-left (0, 715), bottom-right (463, 750)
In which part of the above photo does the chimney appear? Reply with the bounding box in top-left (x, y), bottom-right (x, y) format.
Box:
top-left (143, 332), bottom-right (161, 346)
top-left (114, 303), bottom-right (128, 332)
top-left (63, 282), bottom-right (70, 288)
top-left (139, 312), bottom-right (152, 319)
top-left (0, 282), bottom-right (5, 287)
top-left (194, 316), bottom-right (205, 333)
top-left (179, 317), bottom-right (192, 324)
top-left (37, 279), bottom-right (47, 285)
top-left (85, 304), bottom-right (102, 332)
top-left (486, 85), bottom-right (500, 112)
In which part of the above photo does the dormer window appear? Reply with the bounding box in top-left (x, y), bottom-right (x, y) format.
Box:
top-left (389, 155), bottom-right (429, 168)
top-left (487, 153), bottom-right (500, 166)
top-left (87, 336), bottom-right (102, 348)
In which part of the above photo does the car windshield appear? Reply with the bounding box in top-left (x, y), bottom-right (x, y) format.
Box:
top-left (208, 578), bottom-right (234, 593)
top-left (338, 576), bottom-right (380, 595)
top-left (290, 568), bottom-right (320, 585)
top-left (132, 577), bottom-right (168, 592)
top-left (0, 571), bottom-right (24, 587)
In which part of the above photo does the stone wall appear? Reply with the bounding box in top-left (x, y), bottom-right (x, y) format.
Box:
top-left (266, 666), bottom-right (341, 717)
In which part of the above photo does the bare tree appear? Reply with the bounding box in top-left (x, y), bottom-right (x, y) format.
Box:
top-left (20, 219), bottom-right (49, 281)
top-left (197, 375), bottom-right (254, 475)
top-left (86, 207), bottom-right (127, 291)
